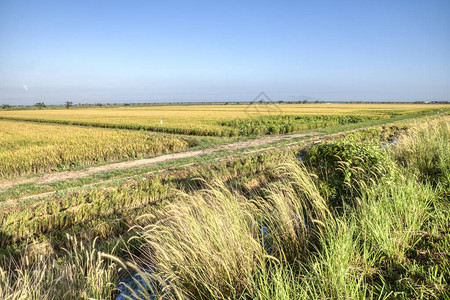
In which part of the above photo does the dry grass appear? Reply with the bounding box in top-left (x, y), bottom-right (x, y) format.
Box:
top-left (391, 115), bottom-right (450, 186)
top-left (0, 235), bottom-right (118, 299)
top-left (121, 160), bottom-right (330, 299)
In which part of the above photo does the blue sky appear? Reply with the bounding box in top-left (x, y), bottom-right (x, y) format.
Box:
top-left (0, 0), bottom-right (449, 105)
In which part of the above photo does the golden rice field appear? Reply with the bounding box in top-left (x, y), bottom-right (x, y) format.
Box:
top-left (0, 120), bottom-right (195, 177)
top-left (0, 103), bottom-right (446, 136)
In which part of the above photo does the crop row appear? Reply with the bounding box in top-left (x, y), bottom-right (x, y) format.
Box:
top-left (219, 114), bottom-right (389, 135)
top-left (1, 113), bottom-right (390, 137)
top-left (0, 116), bottom-right (226, 137)
top-left (0, 151), bottom-right (289, 251)
top-left (0, 120), bottom-right (196, 177)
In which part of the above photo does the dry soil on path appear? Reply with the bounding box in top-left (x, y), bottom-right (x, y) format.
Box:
top-left (0, 132), bottom-right (318, 190)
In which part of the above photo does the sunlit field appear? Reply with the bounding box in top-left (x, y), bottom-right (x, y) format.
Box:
top-left (0, 120), bottom-right (195, 177)
top-left (0, 103), bottom-right (445, 136)
top-left (1, 0), bottom-right (448, 297)
top-left (1, 115), bottom-right (448, 299)
top-left (0, 105), bottom-right (448, 300)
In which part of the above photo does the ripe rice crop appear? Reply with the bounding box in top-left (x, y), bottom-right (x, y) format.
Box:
top-left (0, 115), bottom-right (448, 299)
top-left (0, 103), bottom-right (444, 136)
top-left (0, 120), bottom-right (196, 177)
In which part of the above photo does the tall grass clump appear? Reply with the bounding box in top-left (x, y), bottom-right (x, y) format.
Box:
top-left (391, 116), bottom-right (449, 187)
top-left (128, 181), bottom-right (266, 299)
top-left (298, 217), bottom-right (376, 299)
top-left (358, 175), bottom-right (434, 263)
top-left (245, 263), bottom-right (303, 300)
top-left (121, 158), bottom-right (331, 298)
top-left (0, 235), bottom-right (117, 299)
top-left (295, 117), bottom-right (449, 298)
top-left (258, 162), bottom-right (330, 263)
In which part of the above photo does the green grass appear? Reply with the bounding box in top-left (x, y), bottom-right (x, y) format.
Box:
top-left (0, 111), bottom-right (437, 204)
top-left (0, 114), bottom-right (448, 299)
top-left (115, 115), bottom-right (449, 299)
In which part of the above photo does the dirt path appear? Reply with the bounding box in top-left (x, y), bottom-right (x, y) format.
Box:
top-left (2, 112), bottom-right (434, 199)
top-left (0, 132), bottom-right (318, 190)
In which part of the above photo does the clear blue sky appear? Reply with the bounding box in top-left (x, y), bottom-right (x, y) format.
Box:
top-left (1, 0), bottom-right (449, 105)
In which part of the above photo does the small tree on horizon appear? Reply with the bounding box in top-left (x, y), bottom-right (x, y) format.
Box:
top-left (35, 102), bottom-right (46, 109)
top-left (65, 101), bottom-right (73, 109)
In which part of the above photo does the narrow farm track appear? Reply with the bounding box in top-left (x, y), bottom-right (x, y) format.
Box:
top-left (0, 132), bottom-right (318, 191)
top-left (1, 113), bottom-right (441, 206)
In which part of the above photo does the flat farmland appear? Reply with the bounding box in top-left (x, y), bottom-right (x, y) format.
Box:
top-left (0, 120), bottom-right (195, 177)
top-left (0, 103), bottom-right (445, 136)
top-left (0, 109), bottom-right (448, 299)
